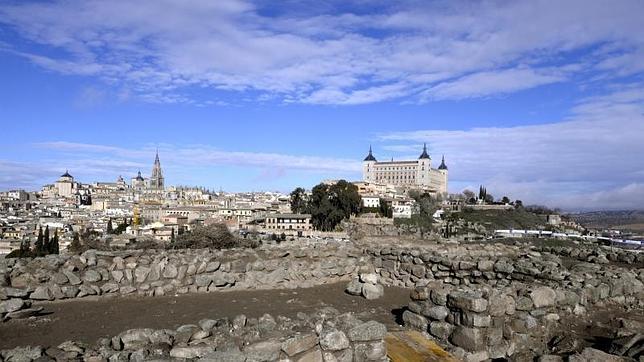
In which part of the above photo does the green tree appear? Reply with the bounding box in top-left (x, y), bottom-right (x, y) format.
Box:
top-left (378, 199), bottom-right (392, 218)
top-left (307, 180), bottom-right (361, 231)
top-left (69, 232), bottom-right (82, 253)
top-left (501, 196), bottom-right (511, 204)
top-left (106, 219), bottom-right (113, 234)
top-left (42, 225), bottom-right (50, 255)
top-left (35, 226), bottom-right (44, 254)
top-left (289, 187), bottom-right (308, 214)
top-left (409, 191), bottom-right (438, 237)
top-left (50, 230), bottom-right (60, 254)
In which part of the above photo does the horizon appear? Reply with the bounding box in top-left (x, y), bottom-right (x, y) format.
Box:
top-left (1, 1), bottom-right (644, 212)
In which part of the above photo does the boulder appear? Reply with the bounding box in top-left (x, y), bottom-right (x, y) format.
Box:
top-left (348, 321), bottom-right (387, 342)
top-left (361, 283), bottom-right (384, 300)
top-left (282, 334), bottom-right (319, 356)
top-left (447, 291), bottom-right (488, 312)
top-left (345, 278), bottom-right (363, 296)
top-left (169, 346), bottom-right (216, 359)
top-left (30, 286), bottom-right (53, 301)
top-left (530, 287), bottom-right (556, 308)
top-left (82, 270), bottom-right (102, 283)
top-left (359, 273), bottom-right (379, 285)
top-left (320, 329), bottom-right (350, 351)
top-left (450, 326), bottom-right (486, 352)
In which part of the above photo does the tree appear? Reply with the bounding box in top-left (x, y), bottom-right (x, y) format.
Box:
top-left (484, 193), bottom-right (494, 204)
top-left (69, 232), bottom-right (82, 253)
top-left (43, 225), bottom-right (50, 255)
top-left (501, 196), bottom-right (511, 204)
top-left (514, 200), bottom-right (523, 209)
top-left (280, 232), bottom-right (286, 241)
top-left (50, 230), bottom-right (59, 254)
top-left (35, 226), bottom-right (44, 254)
top-left (289, 187), bottom-right (308, 214)
top-left (107, 219), bottom-right (113, 234)
top-left (409, 191), bottom-right (439, 237)
top-left (378, 199), bottom-right (392, 218)
top-left (462, 189), bottom-right (476, 204)
top-left (306, 180), bottom-right (361, 231)
top-left (170, 228), bottom-right (175, 243)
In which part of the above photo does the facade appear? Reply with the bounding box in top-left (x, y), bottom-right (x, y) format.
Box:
top-left (362, 144), bottom-right (448, 194)
top-left (265, 213), bottom-right (312, 232)
top-left (361, 196), bottom-right (381, 208)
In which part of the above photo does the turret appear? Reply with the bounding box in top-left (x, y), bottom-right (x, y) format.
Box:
top-left (362, 146), bottom-right (377, 182)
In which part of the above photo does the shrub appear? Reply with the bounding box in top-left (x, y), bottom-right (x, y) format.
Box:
top-left (170, 223), bottom-right (259, 250)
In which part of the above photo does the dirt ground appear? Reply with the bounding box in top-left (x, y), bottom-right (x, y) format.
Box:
top-left (0, 282), bottom-right (410, 350)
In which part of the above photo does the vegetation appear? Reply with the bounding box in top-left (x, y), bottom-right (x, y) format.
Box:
top-left (457, 208), bottom-right (546, 230)
top-left (170, 223), bottom-right (259, 250)
top-left (290, 180), bottom-right (361, 231)
top-left (7, 225), bottom-right (60, 258)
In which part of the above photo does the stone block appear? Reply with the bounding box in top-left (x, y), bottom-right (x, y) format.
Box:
top-left (448, 291), bottom-right (488, 312)
top-left (530, 287), bottom-right (556, 308)
top-left (282, 334), bottom-right (319, 356)
top-left (450, 326), bottom-right (486, 352)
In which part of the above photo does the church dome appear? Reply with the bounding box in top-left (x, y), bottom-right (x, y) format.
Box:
top-left (135, 171), bottom-right (144, 181)
top-left (61, 170), bottom-right (73, 178)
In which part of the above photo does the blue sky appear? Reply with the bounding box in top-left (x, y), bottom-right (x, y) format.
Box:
top-left (1, 0), bottom-right (644, 210)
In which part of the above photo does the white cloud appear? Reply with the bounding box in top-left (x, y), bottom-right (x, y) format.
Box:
top-left (377, 84), bottom-right (644, 210)
top-left (1, 0), bottom-right (643, 104)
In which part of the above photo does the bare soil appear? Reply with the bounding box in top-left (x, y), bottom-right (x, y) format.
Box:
top-left (0, 282), bottom-right (410, 350)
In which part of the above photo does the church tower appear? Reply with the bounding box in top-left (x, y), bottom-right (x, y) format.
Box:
top-left (149, 150), bottom-right (164, 190)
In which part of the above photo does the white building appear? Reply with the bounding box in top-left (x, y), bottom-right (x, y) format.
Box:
top-left (361, 195), bottom-right (381, 208)
top-left (362, 144), bottom-right (448, 194)
top-left (54, 171), bottom-right (77, 198)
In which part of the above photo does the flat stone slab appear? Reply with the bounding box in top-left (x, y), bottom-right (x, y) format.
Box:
top-left (385, 331), bottom-right (458, 362)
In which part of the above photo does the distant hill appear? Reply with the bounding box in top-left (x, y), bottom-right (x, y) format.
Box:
top-left (568, 210), bottom-right (644, 233)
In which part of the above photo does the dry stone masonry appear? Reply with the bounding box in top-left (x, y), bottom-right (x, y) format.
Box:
top-left (0, 307), bottom-right (388, 361)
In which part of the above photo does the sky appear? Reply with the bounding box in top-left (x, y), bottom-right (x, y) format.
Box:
top-left (1, 0), bottom-right (644, 211)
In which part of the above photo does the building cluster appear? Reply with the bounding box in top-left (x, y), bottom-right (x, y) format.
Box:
top-left (1, 144), bottom-right (453, 254)
top-left (0, 151), bottom-right (311, 254)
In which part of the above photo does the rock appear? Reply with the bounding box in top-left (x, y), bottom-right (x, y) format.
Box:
top-left (62, 271), bottom-right (82, 285)
top-left (169, 346), bottom-right (216, 359)
top-left (243, 339), bottom-right (282, 361)
top-left (30, 286), bottom-right (53, 301)
top-left (361, 283), bottom-right (384, 300)
top-left (320, 329), bottom-right (350, 351)
top-left (4, 287), bottom-right (29, 298)
top-left (82, 270), bottom-right (102, 283)
top-left (447, 291), bottom-right (488, 312)
top-left (119, 329), bottom-right (153, 350)
top-left (6, 307), bottom-right (43, 319)
top-left (530, 287), bottom-right (556, 308)
top-left (205, 261), bottom-right (221, 272)
top-left (1, 298), bottom-right (28, 314)
top-left (461, 312), bottom-right (492, 327)
top-left (450, 326), bottom-right (486, 352)
top-left (360, 273), bottom-right (379, 285)
top-left (348, 321), bottom-right (387, 342)
top-left (345, 278), bottom-right (363, 296)
top-left (1, 346), bottom-right (44, 361)
top-left (477, 260), bottom-right (494, 271)
top-left (198, 319), bottom-right (217, 331)
top-left (111, 270), bottom-right (124, 283)
top-left (537, 355), bottom-right (564, 362)
top-left (134, 266), bottom-right (150, 283)
top-left (410, 286), bottom-right (430, 301)
top-left (50, 272), bottom-right (69, 285)
top-left (190, 329), bottom-right (210, 341)
top-left (282, 334), bottom-right (319, 356)
top-left (429, 321), bottom-right (454, 340)
top-left (352, 341), bottom-right (386, 361)
top-left (568, 347), bottom-right (627, 362)
top-left (233, 314), bottom-right (247, 330)
top-left (258, 313), bottom-right (277, 334)
top-left (162, 264), bottom-right (178, 279)
top-left (61, 286), bottom-right (79, 299)
top-left (295, 347), bottom-right (323, 362)
top-left (202, 350), bottom-right (246, 362)
top-left (424, 306), bottom-right (449, 321)
top-left (403, 310), bottom-right (428, 332)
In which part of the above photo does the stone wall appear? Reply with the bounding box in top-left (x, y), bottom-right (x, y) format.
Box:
top-left (0, 307), bottom-right (388, 362)
top-left (377, 244), bottom-right (644, 361)
top-left (1, 244), bottom-right (370, 320)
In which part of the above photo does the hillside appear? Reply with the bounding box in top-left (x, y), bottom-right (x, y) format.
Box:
top-left (569, 210), bottom-right (644, 232)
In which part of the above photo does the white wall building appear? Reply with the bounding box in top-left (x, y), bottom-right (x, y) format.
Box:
top-left (362, 144), bottom-right (448, 194)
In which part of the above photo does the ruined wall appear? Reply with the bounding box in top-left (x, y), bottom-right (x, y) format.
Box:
top-left (370, 245), bottom-right (644, 361)
top-left (1, 308), bottom-right (388, 362)
top-left (1, 244), bottom-right (371, 320)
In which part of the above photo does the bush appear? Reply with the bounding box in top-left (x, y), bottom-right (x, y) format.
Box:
top-left (170, 223), bottom-right (259, 250)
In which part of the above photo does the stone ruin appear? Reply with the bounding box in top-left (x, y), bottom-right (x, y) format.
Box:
top-left (1, 307), bottom-right (388, 362)
top-left (1, 239), bottom-right (643, 361)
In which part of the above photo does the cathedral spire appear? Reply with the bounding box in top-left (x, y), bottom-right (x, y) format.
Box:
top-left (438, 155), bottom-right (448, 170)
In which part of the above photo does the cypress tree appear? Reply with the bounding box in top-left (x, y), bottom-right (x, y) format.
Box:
top-left (107, 219), bottom-right (113, 234)
top-left (51, 230), bottom-right (59, 254)
top-left (43, 225), bottom-right (50, 255)
top-left (35, 226), bottom-right (44, 254)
